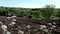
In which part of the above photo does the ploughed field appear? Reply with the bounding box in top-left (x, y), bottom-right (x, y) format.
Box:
top-left (0, 16), bottom-right (60, 34)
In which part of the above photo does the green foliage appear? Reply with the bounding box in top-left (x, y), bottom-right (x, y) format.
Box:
top-left (0, 5), bottom-right (60, 20)
top-left (41, 5), bottom-right (56, 19)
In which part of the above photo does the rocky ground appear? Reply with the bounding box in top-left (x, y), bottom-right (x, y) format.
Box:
top-left (0, 16), bottom-right (60, 34)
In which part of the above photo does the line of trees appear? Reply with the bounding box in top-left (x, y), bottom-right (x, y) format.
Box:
top-left (0, 5), bottom-right (60, 20)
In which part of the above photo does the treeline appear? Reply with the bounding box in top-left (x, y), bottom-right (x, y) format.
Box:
top-left (0, 5), bottom-right (60, 20)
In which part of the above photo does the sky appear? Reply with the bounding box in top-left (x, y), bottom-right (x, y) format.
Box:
top-left (0, 0), bottom-right (60, 8)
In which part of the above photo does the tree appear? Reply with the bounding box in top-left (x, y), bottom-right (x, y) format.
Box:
top-left (41, 5), bottom-right (56, 20)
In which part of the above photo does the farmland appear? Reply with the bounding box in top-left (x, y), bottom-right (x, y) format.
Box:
top-left (0, 5), bottom-right (60, 34)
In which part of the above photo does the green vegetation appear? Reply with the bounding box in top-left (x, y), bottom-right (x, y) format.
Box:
top-left (0, 5), bottom-right (60, 20)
